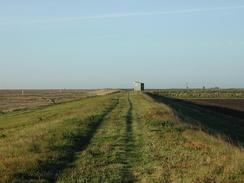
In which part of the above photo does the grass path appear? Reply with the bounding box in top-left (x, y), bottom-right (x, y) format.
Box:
top-left (0, 92), bottom-right (244, 182)
top-left (57, 93), bottom-right (129, 182)
top-left (122, 94), bottom-right (136, 182)
top-left (56, 93), bottom-right (147, 182)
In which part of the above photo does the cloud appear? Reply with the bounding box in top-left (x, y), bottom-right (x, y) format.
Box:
top-left (1, 5), bottom-right (244, 26)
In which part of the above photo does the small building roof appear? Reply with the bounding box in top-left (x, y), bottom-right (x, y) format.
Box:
top-left (134, 81), bottom-right (144, 84)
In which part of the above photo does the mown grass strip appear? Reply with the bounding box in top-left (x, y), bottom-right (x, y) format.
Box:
top-left (57, 95), bottom-right (130, 182)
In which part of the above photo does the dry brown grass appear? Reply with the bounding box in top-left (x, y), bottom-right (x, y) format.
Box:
top-left (0, 89), bottom-right (118, 113)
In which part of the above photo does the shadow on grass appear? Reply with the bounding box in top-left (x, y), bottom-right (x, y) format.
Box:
top-left (13, 99), bottom-right (119, 183)
top-left (147, 93), bottom-right (244, 147)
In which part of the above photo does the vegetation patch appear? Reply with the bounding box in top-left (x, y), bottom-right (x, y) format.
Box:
top-left (0, 92), bottom-right (243, 182)
top-left (0, 133), bottom-right (6, 139)
top-left (12, 99), bottom-right (119, 182)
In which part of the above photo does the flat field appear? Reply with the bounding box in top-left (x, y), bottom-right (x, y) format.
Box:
top-left (0, 91), bottom-right (243, 182)
top-left (151, 89), bottom-right (244, 99)
top-left (0, 89), bottom-right (118, 113)
top-left (186, 99), bottom-right (244, 112)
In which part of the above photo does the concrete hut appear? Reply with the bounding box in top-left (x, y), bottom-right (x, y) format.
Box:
top-left (133, 81), bottom-right (144, 91)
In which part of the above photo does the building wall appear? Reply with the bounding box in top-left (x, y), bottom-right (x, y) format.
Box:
top-left (134, 82), bottom-right (144, 91)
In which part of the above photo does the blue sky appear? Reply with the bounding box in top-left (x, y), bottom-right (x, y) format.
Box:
top-left (0, 1), bottom-right (244, 89)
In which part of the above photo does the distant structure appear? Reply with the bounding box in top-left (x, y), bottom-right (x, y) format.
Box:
top-left (133, 81), bottom-right (144, 91)
top-left (186, 82), bottom-right (189, 89)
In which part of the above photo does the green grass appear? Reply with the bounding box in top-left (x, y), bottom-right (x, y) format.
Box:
top-left (57, 93), bottom-right (130, 182)
top-left (0, 92), bottom-right (244, 182)
top-left (0, 93), bottom-right (121, 182)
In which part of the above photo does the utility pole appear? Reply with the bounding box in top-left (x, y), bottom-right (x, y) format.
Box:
top-left (21, 90), bottom-right (24, 96)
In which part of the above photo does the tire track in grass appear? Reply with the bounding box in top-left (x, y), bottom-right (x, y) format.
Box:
top-left (12, 98), bottom-right (120, 183)
top-left (122, 94), bottom-right (136, 182)
top-left (56, 94), bottom-right (130, 182)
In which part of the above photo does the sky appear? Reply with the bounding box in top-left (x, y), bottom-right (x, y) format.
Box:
top-left (0, 1), bottom-right (244, 89)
